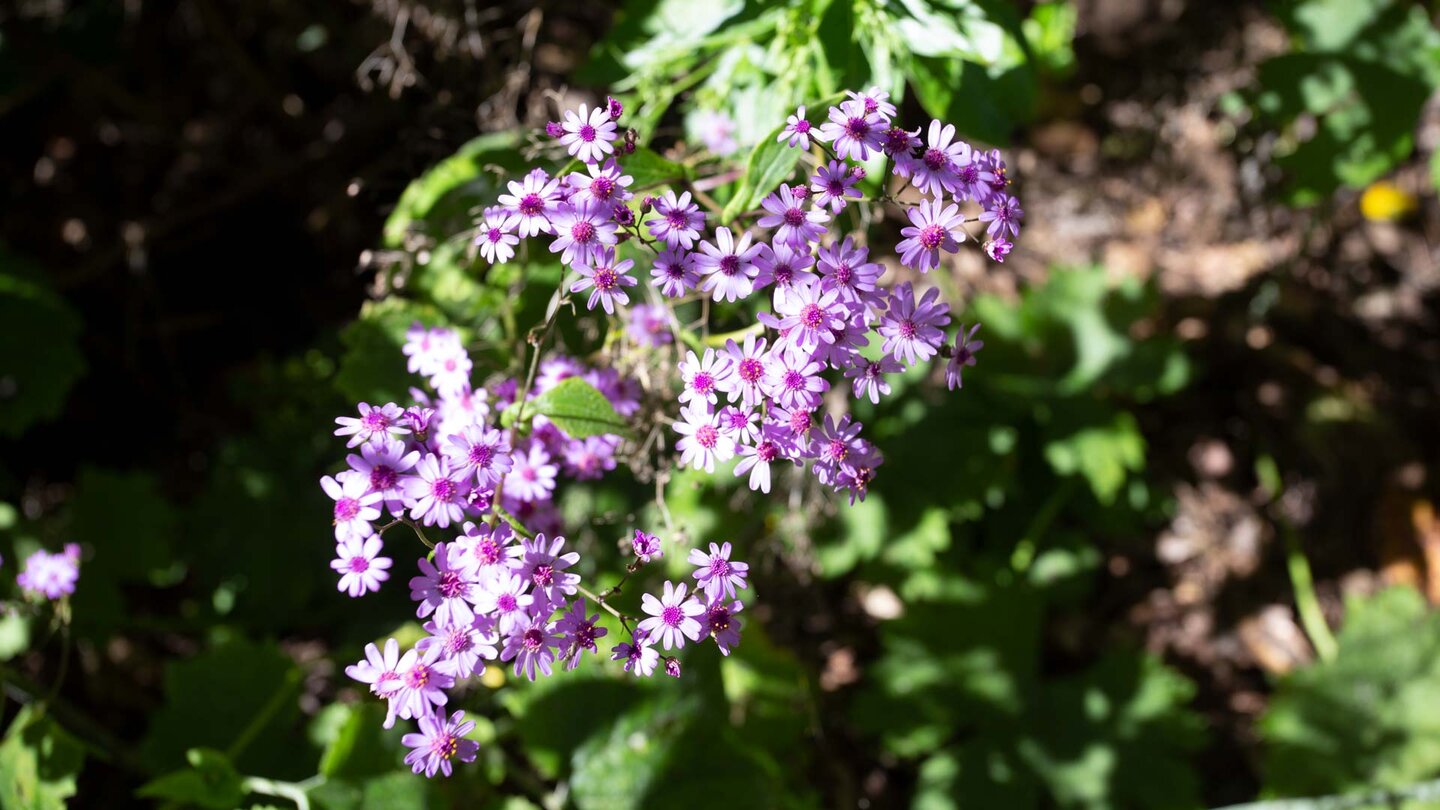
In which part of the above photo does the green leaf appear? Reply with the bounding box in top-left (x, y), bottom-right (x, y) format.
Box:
top-left (383, 132), bottom-right (523, 246)
top-left (721, 123), bottom-right (803, 224)
top-left (136, 748), bottom-right (244, 810)
top-left (0, 256), bottom-right (85, 439)
top-left (70, 468), bottom-right (176, 582)
top-left (1043, 410), bottom-right (1145, 505)
top-left (0, 706), bottom-right (85, 810)
top-left (910, 56), bottom-right (1014, 145)
top-left (527, 378), bottom-right (630, 439)
top-left (621, 146), bottom-right (688, 189)
top-left (335, 298), bottom-right (448, 406)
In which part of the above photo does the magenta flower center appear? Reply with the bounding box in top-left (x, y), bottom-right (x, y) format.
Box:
top-left (347, 555), bottom-right (370, 573)
top-left (795, 119), bottom-right (811, 133)
top-left (487, 227), bottom-right (502, 243)
top-left (898, 319), bottom-right (918, 339)
top-left (476, 538), bottom-right (501, 566)
top-left (362, 410), bottom-right (390, 432)
top-left (866, 361), bottom-right (883, 379)
top-left (833, 264), bottom-right (852, 285)
top-left (708, 558), bottom-right (731, 578)
top-left (469, 443), bottom-right (494, 467)
top-left (801, 303), bottom-right (825, 330)
top-left (718, 255), bottom-right (741, 276)
top-left (919, 223), bottom-right (946, 250)
top-left (334, 497), bottom-right (360, 522)
top-left (574, 622), bottom-right (597, 648)
top-left (691, 371), bottom-right (714, 394)
top-left (844, 116), bottom-right (870, 138)
top-left (774, 265), bottom-right (793, 284)
top-left (369, 465), bottom-right (397, 490)
top-left (438, 570), bottom-right (466, 599)
top-left (590, 176), bottom-right (615, 199)
top-left (431, 478), bottom-right (457, 501)
top-left (519, 193), bottom-right (544, 217)
top-left (789, 410), bottom-right (811, 434)
top-left (725, 410), bottom-right (748, 430)
top-left (446, 629), bottom-right (474, 655)
top-left (661, 605), bottom-right (683, 626)
top-left (957, 164), bottom-right (978, 184)
top-left (521, 465), bottom-right (538, 482)
top-left (593, 266), bottom-right (618, 291)
top-left (666, 210), bottom-right (689, 229)
top-left (827, 179), bottom-right (846, 197)
top-left (738, 357), bottom-right (764, 382)
top-left (432, 732), bottom-right (459, 760)
top-left (783, 370), bottom-right (804, 391)
top-left (709, 607), bottom-right (731, 631)
top-left (522, 627), bottom-right (544, 651)
top-left (531, 564), bottom-right (555, 588)
top-left (695, 424), bottom-right (719, 449)
top-left (579, 124), bottom-right (597, 143)
top-left (405, 664), bottom-right (431, 689)
top-left (757, 441), bottom-right (778, 462)
top-left (783, 207), bottom-right (806, 227)
top-left (497, 593), bottom-right (518, 612)
top-left (828, 438), bottom-right (848, 462)
top-left (923, 148), bottom-right (948, 171)
top-left (571, 220), bottom-right (596, 243)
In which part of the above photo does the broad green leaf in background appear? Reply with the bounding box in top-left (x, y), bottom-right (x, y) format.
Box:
top-left (384, 132), bottom-right (524, 246)
top-left (136, 748), bottom-right (245, 810)
top-left (0, 706), bottom-right (85, 810)
top-left (621, 146), bottom-right (690, 189)
top-left (1043, 411), bottom-right (1146, 506)
top-left (721, 121), bottom-right (804, 224)
top-left (525, 378), bottom-right (631, 439)
top-left (0, 254), bottom-right (85, 439)
top-left (335, 297), bottom-right (449, 406)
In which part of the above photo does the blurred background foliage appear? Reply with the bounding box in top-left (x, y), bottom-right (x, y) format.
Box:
top-left (2, 0), bottom-right (1440, 807)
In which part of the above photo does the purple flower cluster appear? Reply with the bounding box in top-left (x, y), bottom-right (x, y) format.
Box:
top-left (611, 541), bottom-right (751, 676)
top-left (15, 543), bottom-right (80, 600)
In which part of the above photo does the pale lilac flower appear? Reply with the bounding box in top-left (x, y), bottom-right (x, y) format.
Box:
top-left (811, 413), bottom-right (866, 487)
top-left (778, 106), bottom-right (813, 149)
top-left (560, 103), bottom-right (618, 164)
top-left (896, 198), bottom-right (964, 273)
top-left (455, 521), bottom-right (519, 575)
top-left (637, 580), bottom-right (705, 650)
top-left (881, 124), bottom-right (922, 159)
top-left (331, 534), bottom-right (391, 597)
top-left (16, 548), bottom-right (79, 600)
top-left (946, 323), bottom-right (984, 390)
top-left (403, 456), bottom-right (470, 528)
top-left (556, 601), bottom-right (608, 670)
top-left (625, 303), bottom-right (672, 346)
top-left (611, 638), bottom-right (660, 677)
top-left (418, 618), bottom-right (497, 680)
top-left (845, 355), bottom-right (903, 403)
top-left (646, 190), bottom-right (705, 249)
top-left (347, 440), bottom-right (419, 516)
top-left (979, 194), bottom-right (1023, 239)
top-left (571, 248), bottom-right (637, 314)
top-left (402, 710), bottom-right (479, 778)
top-left (562, 435), bottom-right (619, 480)
top-left (335, 402), bottom-right (410, 447)
top-left (632, 530), bottom-right (662, 562)
top-left (846, 86), bottom-right (896, 120)
top-left (695, 227), bottom-right (763, 302)
top-left (674, 402), bottom-right (736, 473)
top-left (410, 543), bottom-right (481, 627)
top-left (402, 325), bottom-right (452, 377)
top-left (817, 99), bottom-right (884, 161)
top-left (534, 356), bottom-right (584, 393)
top-left (549, 201), bottom-right (618, 266)
top-left (346, 638), bottom-right (402, 699)
top-left (474, 571), bottom-right (534, 637)
top-left (816, 237), bottom-right (882, 304)
top-left (753, 243), bottom-right (815, 309)
top-left (696, 109), bottom-right (738, 156)
top-left (678, 348), bottom-right (733, 407)
top-left (567, 158), bottom-right (633, 208)
top-left (688, 541), bottom-right (749, 602)
top-left (758, 185), bottom-right (829, 247)
top-left (501, 613), bottom-right (563, 680)
top-left (513, 533), bottom-right (581, 602)
top-left (476, 208), bottom-right (519, 264)
top-left (762, 354), bottom-right (829, 410)
top-left (775, 278), bottom-right (844, 353)
top-left (811, 161), bottom-right (863, 212)
top-left (498, 171), bottom-right (561, 237)
top-left (719, 335), bottom-right (768, 408)
top-left (718, 405), bottom-right (759, 445)
top-left (984, 236), bottom-right (1014, 263)
top-left (911, 120), bottom-right (970, 198)
top-left (879, 282), bottom-right (951, 366)
top-left (504, 443), bottom-right (557, 503)
top-left (650, 247), bottom-right (700, 297)
top-left (322, 472), bottom-right (382, 541)
top-left (735, 432), bottom-right (783, 494)
top-left (444, 425), bottom-right (512, 489)
top-left (429, 350), bottom-right (475, 398)
top-left (393, 645), bottom-right (454, 723)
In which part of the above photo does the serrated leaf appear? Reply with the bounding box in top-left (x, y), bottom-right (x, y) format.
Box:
top-left (0, 706), bottom-right (85, 810)
top-left (528, 378), bottom-right (630, 439)
top-left (136, 748), bottom-right (244, 810)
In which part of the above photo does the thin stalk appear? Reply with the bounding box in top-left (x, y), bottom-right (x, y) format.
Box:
top-left (1282, 520), bottom-right (1338, 663)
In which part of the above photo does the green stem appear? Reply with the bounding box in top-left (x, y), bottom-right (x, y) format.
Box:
top-left (227, 668), bottom-right (303, 762)
top-left (243, 775), bottom-right (324, 810)
top-left (1282, 519), bottom-right (1338, 663)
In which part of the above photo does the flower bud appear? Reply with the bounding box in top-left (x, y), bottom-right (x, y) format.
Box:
top-left (544, 121), bottom-right (564, 139)
top-left (639, 195), bottom-right (655, 215)
top-left (606, 95), bottom-right (624, 120)
top-left (664, 657), bottom-right (681, 678)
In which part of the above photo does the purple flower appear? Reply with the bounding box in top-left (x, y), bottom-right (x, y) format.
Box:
top-left (535, 356), bottom-right (584, 393)
top-left (664, 657), bottom-right (682, 678)
top-left (775, 278), bottom-right (844, 354)
top-left (637, 580), bottom-right (705, 650)
top-left (393, 645), bottom-right (454, 724)
top-left (650, 247), bottom-right (700, 297)
top-left (846, 86), bottom-right (896, 119)
top-left (811, 161), bottom-right (863, 212)
top-left (560, 103), bottom-right (618, 164)
top-left (695, 109), bottom-right (738, 156)
top-left (881, 124), bottom-right (922, 159)
top-left (718, 405), bottom-right (759, 446)
top-left (498, 171), bottom-right (561, 237)
top-left (475, 208), bottom-right (519, 264)
top-left (347, 440), bottom-right (420, 516)
top-left (778, 105), bottom-right (813, 149)
top-left (402, 710), bottom-right (479, 778)
top-left (762, 354), bottom-right (828, 410)
top-left (549, 201), bottom-right (618, 266)
top-left (695, 227), bottom-right (763, 303)
top-left (632, 529), bottom-right (662, 562)
top-left (946, 323), bottom-right (984, 391)
top-left (735, 430), bottom-right (785, 494)
top-left (444, 425), bottom-right (512, 489)
top-left (704, 599), bottom-right (744, 655)
top-left (513, 533), bottom-right (581, 601)
top-left (911, 120), bottom-right (971, 198)
top-left (16, 547), bottom-right (79, 600)
top-left (720, 335), bottom-right (769, 408)
top-left (556, 600), bottom-right (608, 670)
top-left (322, 472), bottom-right (382, 541)
top-left (879, 282), bottom-right (950, 366)
top-left (896, 198), bottom-right (965, 273)
top-left (758, 184), bottom-right (829, 247)
top-left (335, 402), bottom-right (410, 447)
top-left (844, 355), bottom-right (903, 404)
top-left (625, 303), bottom-right (672, 346)
top-left (474, 570), bottom-right (534, 637)
top-left (674, 402), bottom-right (736, 473)
top-left (811, 413), bottom-right (867, 487)
top-left (567, 158), bottom-right (633, 209)
top-left (346, 639), bottom-right (405, 726)
top-left (753, 243), bottom-right (815, 309)
top-left (403, 456), bottom-right (470, 528)
top-left (455, 520), bottom-right (519, 575)
top-left (504, 443), bottom-right (557, 503)
top-left (646, 190), bottom-right (705, 249)
top-left (571, 247), bottom-right (637, 314)
top-left (688, 541), bottom-right (749, 602)
top-left (611, 638), bottom-right (660, 677)
top-left (984, 236), bottom-right (1014, 263)
top-left (501, 612), bottom-right (563, 680)
top-left (418, 618), bottom-right (497, 680)
top-left (979, 194), bottom-right (1023, 239)
top-left (331, 535), bottom-right (392, 597)
top-left (410, 543), bottom-right (482, 627)
top-left (817, 99), bottom-right (884, 161)
top-left (562, 435), bottom-right (619, 480)
top-left (679, 348), bottom-right (734, 407)
top-left (816, 237), bottom-right (882, 305)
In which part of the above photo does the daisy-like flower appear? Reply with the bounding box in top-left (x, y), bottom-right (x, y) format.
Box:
top-left (817, 98), bottom-right (884, 161)
top-left (844, 355), bottom-right (903, 404)
top-left (625, 302), bottom-right (672, 346)
top-left (879, 282), bottom-right (951, 366)
top-left (322, 471), bottom-right (383, 541)
top-left (753, 242), bottom-right (815, 309)
top-left (735, 429), bottom-right (785, 494)
top-left (775, 278), bottom-right (844, 353)
top-left (335, 402), bottom-right (410, 447)
top-left (720, 335), bottom-right (769, 408)
top-left (611, 638), bottom-right (660, 677)
top-left (762, 354), bottom-right (829, 410)
top-left (392, 645), bottom-right (455, 724)
top-left (331, 535), bottom-right (392, 597)
top-left (688, 541), bottom-right (749, 602)
top-left (637, 580), bottom-right (706, 650)
top-left (778, 105), bottom-right (813, 149)
top-left (444, 424), bottom-right (512, 489)
top-left (562, 435), bottom-right (619, 480)
top-left (946, 323), bottom-right (984, 390)
top-left (571, 248), bottom-right (637, 314)
top-left (678, 348), bottom-right (734, 407)
top-left (16, 546), bottom-right (79, 600)
top-left (475, 208), bottom-right (519, 264)
top-left (810, 161), bottom-right (863, 213)
top-left (534, 356), bottom-right (583, 393)
top-left (758, 184), bottom-right (829, 247)
top-left (410, 542), bottom-right (482, 627)
top-left (560, 103), bottom-right (618, 164)
top-left (513, 533), bottom-right (581, 602)
top-left (474, 570), bottom-right (535, 637)
top-left (846, 86), bottom-right (897, 119)
top-left (811, 413), bottom-right (867, 487)
top-left (674, 402), bottom-right (736, 473)
top-left (504, 443), bottom-right (558, 503)
top-left (650, 247), bottom-right (700, 297)
top-left (984, 237), bottom-right (1014, 263)
top-left (403, 456), bottom-right (470, 528)
top-left (455, 521), bottom-right (519, 575)
top-left (881, 124), bottom-right (922, 159)
top-left (718, 405), bottom-right (759, 445)
top-left (695, 227), bottom-right (763, 303)
top-left (501, 613), bottom-right (563, 680)
top-left (418, 618), bottom-right (497, 680)
top-left (347, 439), bottom-right (419, 516)
top-left (345, 638), bottom-right (402, 698)
top-left (556, 600), bottom-right (609, 670)
top-left (567, 158), bottom-right (633, 209)
top-left (428, 350), bottom-right (474, 399)
top-left (816, 237), bottom-right (882, 305)
top-left (548, 201), bottom-right (618, 266)
top-left (896, 198), bottom-right (964, 273)
top-left (704, 599), bottom-right (744, 655)
top-left (911, 120), bottom-right (971, 198)
top-left (979, 194), bottom-right (1024, 239)
top-left (498, 171), bottom-right (561, 237)
top-left (402, 710), bottom-right (479, 778)
top-left (646, 190), bottom-right (705, 249)
top-left (632, 529), bottom-right (663, 562)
